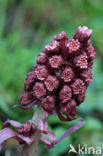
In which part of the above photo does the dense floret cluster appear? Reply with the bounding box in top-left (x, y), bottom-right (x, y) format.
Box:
top-left (19, 26), bottom-right (96, 121)
top-left (17, 121), bottom-right (35, 136)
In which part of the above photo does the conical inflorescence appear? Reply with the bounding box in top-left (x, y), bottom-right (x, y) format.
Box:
top-left (19, 26), bottom-right (96, 121)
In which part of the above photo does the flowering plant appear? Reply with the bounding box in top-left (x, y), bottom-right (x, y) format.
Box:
top-left (0, 26), bottom-right (95, 155)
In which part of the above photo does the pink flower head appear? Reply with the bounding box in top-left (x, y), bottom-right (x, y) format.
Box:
top-left (33, 82), bottom-right (46, 98)
top-left (66, 39), bottom-right (80, 54)
top-left (44, 75), bottom-right (59, 92)
top-left (74, 52), bottom-right (88, 69)
top-left (44, 40), bottom-right (60, 54)
top-left (61, 67), bottom-right (74, 82)
top-left (35, 65), bottom-right (48, 81)
top-left (49, 55), bottom-right (63, 69)
top-left (18, 121), bottom-right (35, 136)
top-left (71, 79), bottom-right (85, 95)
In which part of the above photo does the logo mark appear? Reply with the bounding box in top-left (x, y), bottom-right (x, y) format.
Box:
top-left (68, 144), bottom-right (77, 154)
top-left (68, 144), bottom-right (101, 155)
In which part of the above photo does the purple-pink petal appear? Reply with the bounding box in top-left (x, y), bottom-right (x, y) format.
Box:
top-left (40, 135), bottom-right (51, 146)
top-left (44, 111), bottom-right (49, 120)
top-left (56, 121), bottom-right (85, 144)
top-left (14, 101), bottom-right (37, 110)
top-left (40, 131), bottom-right (56, 149)
top-left (0, 127), bottom-right (34, 151)
top-left (56, 107), bottom-right (73, 121)
top-left (38, 119), bottom-right (48, 134)
top-left (0, 128), bottom-right (17, 150)
top-left (2, 120), bottom-right (22, 129)
top-left (38, 119), bottom-right (56, 148)
top-left (17, 134), bottom-right (34, 145)
top-left (48, 131), bottom-right (56, 147)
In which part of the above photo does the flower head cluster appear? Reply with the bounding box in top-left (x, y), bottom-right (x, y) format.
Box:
top-left (0, 119), bottom-right (56, 150)
top-left (0, 120), bottom-right (35, 150)
top-left (0, 119), bottom-right (85, 150)
top-left (18, 26), bottom-right (96, 121)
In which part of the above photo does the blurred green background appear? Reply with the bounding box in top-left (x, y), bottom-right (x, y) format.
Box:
top-left (0, 0), bottom-right (103, 156)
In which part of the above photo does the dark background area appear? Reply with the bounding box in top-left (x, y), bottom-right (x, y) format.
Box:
top-left (0, 0), bottom-right (103, 155)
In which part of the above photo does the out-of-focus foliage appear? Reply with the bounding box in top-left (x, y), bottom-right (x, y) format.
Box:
top-left (0, 0), bottom-right (103, 155)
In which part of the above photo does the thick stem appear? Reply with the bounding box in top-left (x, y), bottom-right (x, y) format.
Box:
top-left (19, 106), bottom-right (45, 156)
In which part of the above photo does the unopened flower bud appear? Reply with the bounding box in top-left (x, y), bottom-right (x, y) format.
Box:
top-left (59, 85), bottom-right (72, 103)
top-left (77, 86), bottom-right (86, 104)
top-left (24, 71), bottom-right (37, 92)
top-left (86, 43), bottom-right (96, 60)
top-left (73, 26), bottom-right (92, 42)
top-left (41, 96), bottom-right (55, 113)
top-left (19, 93), bottom-right (34, 106)
top-left (62, 99), bottom-right (77, 121)
top-left (37, 53), bottom-right (47, 64)
top-left (54, 31), bottom-right (68, 41)
top-left (80, 68), bottom-right (92, 86)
